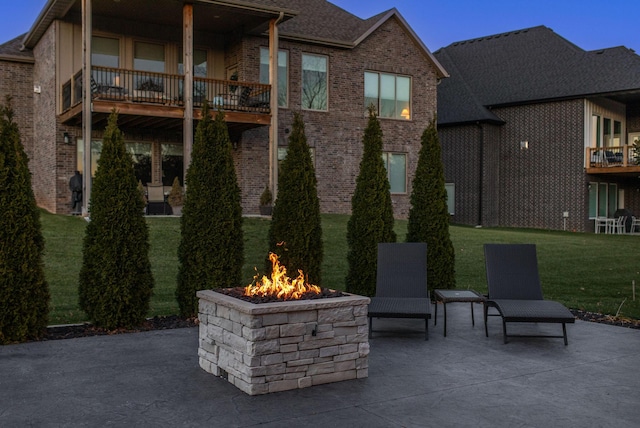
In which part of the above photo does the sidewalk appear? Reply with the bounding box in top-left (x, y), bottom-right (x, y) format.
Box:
top-left (1, 303), bottom-right (639, 427)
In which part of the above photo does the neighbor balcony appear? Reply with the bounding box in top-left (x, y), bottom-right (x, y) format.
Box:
top-left (585, 146), bottom-right (640, 175)
top-left (60, 66), bottom-right (271, 132)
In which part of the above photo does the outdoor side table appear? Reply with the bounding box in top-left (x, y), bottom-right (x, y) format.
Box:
top-left (434, 289), bottom-right (486, 337)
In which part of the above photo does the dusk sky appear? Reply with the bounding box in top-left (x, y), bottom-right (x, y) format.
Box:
top-left (1, 0), bottom-right (639, 53)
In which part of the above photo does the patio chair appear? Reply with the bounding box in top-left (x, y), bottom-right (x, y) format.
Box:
top-left (146, 183), bottom-right (166, 215)
top-left (483, 244), bottom-right (575, 345)
top-left (367, 242), bottom-right (431, 340)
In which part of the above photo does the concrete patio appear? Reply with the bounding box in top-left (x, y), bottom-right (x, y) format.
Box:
top-left (1, 303), bottom-right (638, 427)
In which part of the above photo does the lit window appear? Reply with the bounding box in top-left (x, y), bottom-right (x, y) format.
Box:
top-left (365, 71), bottom-right (411, 120)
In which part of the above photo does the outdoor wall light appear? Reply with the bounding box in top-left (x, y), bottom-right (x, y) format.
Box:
top-left (63, 132), bottom-right (72, 145)
top-left (520, 140), bottom-right (529, 150)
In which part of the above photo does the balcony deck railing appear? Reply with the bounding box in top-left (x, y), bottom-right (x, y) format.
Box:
top-left (61, 66), bottom-right (270, 115)
top-left (586, 146), bottom-right (639, 168)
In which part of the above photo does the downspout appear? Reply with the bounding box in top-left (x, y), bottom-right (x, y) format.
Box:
top-left (269, 12), bottom-right (284, 200)
top-left (81, 0), bottom-right (92, 216)
top-left (477, 122), bottom-right (483, 226)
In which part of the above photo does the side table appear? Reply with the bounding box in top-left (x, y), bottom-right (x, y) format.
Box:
top-left (434, 289), bottom-right (485, 337)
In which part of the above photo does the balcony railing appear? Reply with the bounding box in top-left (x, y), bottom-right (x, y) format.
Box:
top-left (586, 146), bottom-right (639, 168)
top-left (61, 66), bottom-right (270, 115)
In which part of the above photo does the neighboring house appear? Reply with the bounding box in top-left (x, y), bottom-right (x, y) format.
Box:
top-left (0, 0), bottom-right (447, 217)
top-left (434, 25), bottom-right (640, 232)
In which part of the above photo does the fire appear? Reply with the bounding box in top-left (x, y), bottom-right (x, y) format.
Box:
top-left (244, 252), bottom-right (321, 300)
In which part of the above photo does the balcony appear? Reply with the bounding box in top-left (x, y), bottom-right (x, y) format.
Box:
top-left (60, 66), bottom-right (271, 133)
top-left (585, 146), bottom-right (640, 176)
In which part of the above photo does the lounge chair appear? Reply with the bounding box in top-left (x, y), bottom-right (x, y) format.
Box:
top-left (368, 243), bottom-right (431, 340)
top-left (483, 244), bottom-right (575, 345)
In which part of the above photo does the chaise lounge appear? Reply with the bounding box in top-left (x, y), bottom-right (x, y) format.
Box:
top-left (368, 242), bottom-right (431, 340)
top-left (483, 244), bottom-right (575, 345)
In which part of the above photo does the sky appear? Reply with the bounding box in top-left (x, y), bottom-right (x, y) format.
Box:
top-left (1, 0), bottom-right (639, 54)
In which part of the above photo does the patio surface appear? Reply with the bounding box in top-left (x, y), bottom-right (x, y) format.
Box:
top-left (1, 303), bottom-right (639, 427)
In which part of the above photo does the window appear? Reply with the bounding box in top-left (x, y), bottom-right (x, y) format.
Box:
top-left (365, 72), bottom-right (411, 120)
top-left (92, 36), bottom-right (119, 86)
top-left (382, 152), bottom-right (406, 193)
top-left (134, 41), bottom-right (165, 92)
top-left (127, 142), bottom-right (152, 185)
top-left (178, 48), bottom-right (207, 100)
top-left (445, 183), bottom-right (455, 215)
top-left (162, 143), bottom-right (184, 187)
top-left (260, 48), bottom-right (288, 107)
top-left (589, 182), bottom-right (618, 218)
top-left (301, 54), bottom-right (327, 111)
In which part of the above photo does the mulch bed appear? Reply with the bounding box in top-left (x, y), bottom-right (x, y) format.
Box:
top-left (35, 308), bottom-right (638, 342)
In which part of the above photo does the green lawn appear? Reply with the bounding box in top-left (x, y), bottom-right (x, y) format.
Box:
top-left (41, 211), bottom-right (640, 325)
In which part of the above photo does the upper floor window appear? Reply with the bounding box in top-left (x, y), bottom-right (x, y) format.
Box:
top-left (134, 41), bottom-right (165, 73)
top-left (382, 152), bottom-right (407, 193)
top-left (260, 48), bottom-right (288, 107)
top-left (92, 36), bottom-right (119, 67)
top-left (302, 54), bottom-right (327, 111)
top-left (365, 72), bottom-right (411, 120)
top-left (178, 48), bottom-right (208, 77)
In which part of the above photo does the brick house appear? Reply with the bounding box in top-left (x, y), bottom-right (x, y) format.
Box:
top-left (434, 26), bottom-right (640, 232)
top-left (0, 0), bottom-right (447, 217)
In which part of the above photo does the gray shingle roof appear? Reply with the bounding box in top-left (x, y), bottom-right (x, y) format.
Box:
top-left (0, 34), bottom-right (33, 62)
top-left (435, 26), bottom-right (640, 125)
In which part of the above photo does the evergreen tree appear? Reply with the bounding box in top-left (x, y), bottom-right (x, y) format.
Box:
top-left (407, 117), bottom-right (455, 289)
top-left (176, 103), bottom-right (243, 317)
top-left (78, 110), bottom-right (154, 329)
top-left (0, 96), bottom-right (50, 344)
top-left (346, 106), bottom-right (396, 296)
top-left (267, 112), bottom-right (323, 284)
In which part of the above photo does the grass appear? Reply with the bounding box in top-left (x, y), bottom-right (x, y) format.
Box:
top-left (41, 211), bottom-right (640, 325)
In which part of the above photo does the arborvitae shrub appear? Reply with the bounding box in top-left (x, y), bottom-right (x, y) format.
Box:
top-left (406, 117), bottom-right (455, 289)
top-left (176, 103), bottom-right (243, 317)
top-left (0, 96), bottom-right (50, 344)
top-left (267, 112), bottom-right (323, 284)
top-left (78, 110), bottom-right (154, 329)
top-left (167, 176), bottom-right (183, 207)
top-left (346, 106), bottom-right (396, 296)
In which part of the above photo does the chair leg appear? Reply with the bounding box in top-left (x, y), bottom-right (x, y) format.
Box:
top-left (484, 303), bottom-right (489, 337)
top-left (425, 318), bottom-right (429, 341)
top-left (502, 319), bottom-right (508, 344)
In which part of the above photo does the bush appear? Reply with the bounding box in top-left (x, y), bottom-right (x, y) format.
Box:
top-left (267, 112), bottom-right (323, 284)
top-left (167, 176), bottom-right (183, 207)
top-left (259, 185), bottom-right (272, 206)
top-left (78, 110), bottom-right (154, 329)
top-left (346, 106), bottom-right (396, 296)
top-left (0, 96), bottom-right (50, 343)
top-left (406, 117), bottom-right (455, 289)
top-left (176, 102), bottom-right (243, 317)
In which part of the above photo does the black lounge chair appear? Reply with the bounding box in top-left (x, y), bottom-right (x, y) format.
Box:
top-left (368, 243), bottom-right (431, 340)
top-left (483, 244), bottom-right (575, 345)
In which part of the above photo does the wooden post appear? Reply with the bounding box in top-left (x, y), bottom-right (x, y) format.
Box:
top-left (183, 3), bottom-right (194, 186)
top-left (81, 0), bottom-right (92, 216)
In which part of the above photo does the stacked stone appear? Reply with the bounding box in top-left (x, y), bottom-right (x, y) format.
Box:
top-left (197, 290), bottom-right (370, 395)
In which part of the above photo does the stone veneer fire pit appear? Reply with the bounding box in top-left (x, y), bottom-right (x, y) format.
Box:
top-left (197, 289), bottom-right (370, 395)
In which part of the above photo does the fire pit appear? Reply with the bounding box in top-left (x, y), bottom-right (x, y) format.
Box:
top-left (197, 254), bottom-right (370, 395)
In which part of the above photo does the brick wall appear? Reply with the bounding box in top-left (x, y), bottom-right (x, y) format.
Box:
top-left (237, 17), bottom-right (440, 218)
top-left (441, 99), bottom-right (596, 231)
top-left (0, 59), bottom-right (34, 178)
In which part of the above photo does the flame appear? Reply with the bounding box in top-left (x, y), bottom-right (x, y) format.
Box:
top-left (244, 252), bottom-right (321, 300)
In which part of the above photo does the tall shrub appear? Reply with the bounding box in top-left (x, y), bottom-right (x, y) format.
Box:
top-left (346, 106), bottom-right (396, 296)
top-left (267, 112), bottom-right (323, 284)
top-left (176, 103), bottom-right (243, 317)
top-left (407, 117), bottom-right (455, 289)
top-left (0, 96), bottom-right (49, 344)
top-left (78, 110), bottom-right (154, 329)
